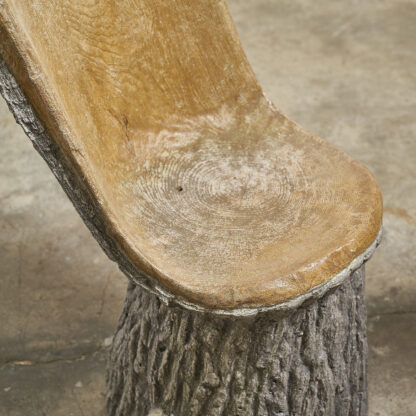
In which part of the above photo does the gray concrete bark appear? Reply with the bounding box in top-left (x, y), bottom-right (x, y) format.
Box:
top-left (107, 266), bottom-right (368, 416)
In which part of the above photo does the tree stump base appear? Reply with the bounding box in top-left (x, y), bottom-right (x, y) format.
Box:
top-left (107, 266), bottom-right (368, 416)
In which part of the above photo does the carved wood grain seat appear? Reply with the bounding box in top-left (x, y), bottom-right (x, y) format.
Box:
top-left (1, 1), bottom-right (383, 414)
top-left (0, 0), bottom-right (382, 313)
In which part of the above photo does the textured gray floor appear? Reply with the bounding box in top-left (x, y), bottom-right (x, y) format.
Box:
top-left (0, 0), bottom-right (415, 415)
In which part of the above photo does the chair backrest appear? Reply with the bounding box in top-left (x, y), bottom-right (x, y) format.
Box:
top-left (0, 0), bottom-right (261, 203)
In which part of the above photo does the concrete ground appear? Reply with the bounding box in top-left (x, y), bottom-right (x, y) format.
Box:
top-left (0, 0), bottom-right (415, 414)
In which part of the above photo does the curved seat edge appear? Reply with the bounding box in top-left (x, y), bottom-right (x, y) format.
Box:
top-left (0, 53), bottom-right (382, 317)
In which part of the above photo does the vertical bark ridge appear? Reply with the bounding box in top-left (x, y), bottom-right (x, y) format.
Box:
top-left (107, 266), bottom-right (368, 416)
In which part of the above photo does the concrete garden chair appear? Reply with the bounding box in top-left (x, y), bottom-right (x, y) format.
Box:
top-left (0, 0), bottom-right (382, 415)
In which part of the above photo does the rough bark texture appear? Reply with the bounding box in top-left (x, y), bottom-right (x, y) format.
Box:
top-left (107, 266), bottom-right (368, 416)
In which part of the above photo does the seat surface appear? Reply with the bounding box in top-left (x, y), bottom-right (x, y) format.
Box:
top-left (0, 0), bottom-right (382, 310)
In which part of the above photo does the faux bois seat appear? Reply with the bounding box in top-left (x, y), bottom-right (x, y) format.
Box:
top-left (0, 0), bottom-right (382, 313)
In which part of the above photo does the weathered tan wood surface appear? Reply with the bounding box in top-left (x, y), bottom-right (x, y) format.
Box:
top-left (0, 0), bottom-right (382, 312)
top-left (0, 50), bottom-right (380, 413)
